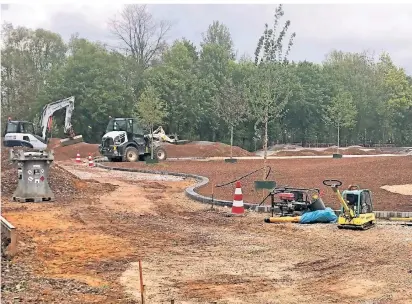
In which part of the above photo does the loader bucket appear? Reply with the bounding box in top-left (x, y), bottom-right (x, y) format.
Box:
top-left (60, 135), bottom-right (84, 147)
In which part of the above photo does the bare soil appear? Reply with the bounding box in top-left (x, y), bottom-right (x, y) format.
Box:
top-left (48, 140), bottom-right (100, 161)
top-left (1, 163), bottom-right (411, 303)
top-left (162, 142), bottom-right (255, 158)
top-left (45, 139), bottom-right (255, 161)
top-left (275, 147), bottom-right (380, 156)
top-left (104, 156), bottom-right (412, 211)
top-left (381, 184), bottom-right (412, 196)
top-left (1, 147), bottom-right (116, 200)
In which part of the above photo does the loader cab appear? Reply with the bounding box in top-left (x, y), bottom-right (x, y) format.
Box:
top-left (105, 118), bottom-right (144, 136)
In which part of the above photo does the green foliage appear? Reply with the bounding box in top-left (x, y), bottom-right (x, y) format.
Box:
top-left (215, 78), bottom-right (249, 128)
top-left (201, 21), bottom-right (235, 59)
top-left (2, 6), bottom-right (412, 148)
top-left (135, 85), bottom-right (167, 129)
top-left (324, 90), bottom-right (357, 129)
top-left (250, 4), bottom-right (296, 159)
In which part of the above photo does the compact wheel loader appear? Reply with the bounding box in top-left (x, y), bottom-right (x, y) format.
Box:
top-left (99, 117), bottom-right (169, 162)
top-left (323, 179), bottom-right (376, 230)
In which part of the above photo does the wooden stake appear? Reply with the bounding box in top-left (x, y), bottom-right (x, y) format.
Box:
top-left (139, 260), bottom-right (145, 304)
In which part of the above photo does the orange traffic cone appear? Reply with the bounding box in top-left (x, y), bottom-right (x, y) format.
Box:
top-left (88, 154), bottom-right (94, 167)
top-left (231, 181), bottom-right (245, 215)
top-left (75, 152), bottom-right (81, 163)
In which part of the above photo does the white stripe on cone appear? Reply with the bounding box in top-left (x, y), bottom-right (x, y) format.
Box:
top-left (232, 182), bottom-right (245, 214)
top-left (232, 200), bottom-right (244, 207)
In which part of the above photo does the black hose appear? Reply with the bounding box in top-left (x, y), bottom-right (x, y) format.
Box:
top-left (215, 166), bottom-right (272, 188)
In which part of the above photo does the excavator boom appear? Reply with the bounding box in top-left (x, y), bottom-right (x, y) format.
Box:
top-left (40, 96), bottom-right (83, 146)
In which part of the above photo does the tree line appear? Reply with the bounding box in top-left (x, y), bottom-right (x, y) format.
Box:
top-left (1, 4), bottom-right (412, 153)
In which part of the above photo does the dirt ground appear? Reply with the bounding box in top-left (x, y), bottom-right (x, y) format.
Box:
top-left (104, 156), bottom-right (412, 211)
top-left (1, 161), bottom-right (412, 304)
top-left (46, 139), bottom-right (255, 160)
top-left (381, 184), bottom-right (412, 196)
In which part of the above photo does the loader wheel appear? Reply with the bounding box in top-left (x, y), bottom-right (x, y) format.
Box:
top-left (125, 147), bottom-right (139, 162)
top-left (154, 147), bottom-right (167, 161)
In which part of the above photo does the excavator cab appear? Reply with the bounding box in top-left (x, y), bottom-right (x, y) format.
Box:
top-left (4, 97), bottom-right (83, 149)
top-left (3, 119), bottom-right (46, 149)
top-left (4, 120), bottom-right (36, 136)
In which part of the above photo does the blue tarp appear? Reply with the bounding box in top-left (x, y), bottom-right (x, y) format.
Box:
top-left (299, 207), bottom-right (338, 224)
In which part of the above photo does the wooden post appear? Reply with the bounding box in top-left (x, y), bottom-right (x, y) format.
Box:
top-left (139, 260), bottom-right (145, 304)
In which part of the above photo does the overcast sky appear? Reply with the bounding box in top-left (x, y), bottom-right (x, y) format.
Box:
top-left (1, 3), bottom-right (412, 74)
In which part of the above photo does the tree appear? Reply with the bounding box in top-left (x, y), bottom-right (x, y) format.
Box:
top-left (39, 37), bottom-right (135, 142)
top-left (145, 40), bottom-right (198, 138)
top-left (215, 79), bottom-right (249, 158)
top-left (323, 50), bottom-right (383, 144)
top-left (249, 4), bottom-right (296, 176)
top-left (136, 85), bottom-right (167, 159)
top-left (109, 4), bottom-right (172, 69)
top-left (196, 42), bottom-right (233, 141)
top-left (201, 21), bottom-right (235, 59)
top-left (324, 90), bottom-right (357, 152)
top-left (377, 53), bottom-right (412, 144)
top-left (1, 23), bottom-right (66, 122)
top-left (283, 62), bottom-right (330, 146)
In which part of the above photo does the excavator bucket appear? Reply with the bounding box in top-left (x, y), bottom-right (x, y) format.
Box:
top-left (60, 135), bottom-right (84, 147)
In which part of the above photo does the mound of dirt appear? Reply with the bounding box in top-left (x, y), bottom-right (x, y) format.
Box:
top-left (1, 147), bottom-right (114, 201)
top-left (162, 142), bottom-right (254, 158)
top-left (275, 149), bottom-right (326, 156)
top-left (47, 138), bottom-right (253, 160)
top-left (323, 148), bottom-right (377, 155)
top-left (47, 140), bottom-right (100, 161)
top-left (275, 148), bottom-right (379, 157)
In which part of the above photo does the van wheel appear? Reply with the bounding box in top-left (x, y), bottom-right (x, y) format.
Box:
top-left (125, 147), bottom-right (139, 162)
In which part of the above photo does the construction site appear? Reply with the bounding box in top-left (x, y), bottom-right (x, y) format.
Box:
top-left (1, 136), bottom-right (412, 304)
top-left (1, 3), bottom-right (412, 300)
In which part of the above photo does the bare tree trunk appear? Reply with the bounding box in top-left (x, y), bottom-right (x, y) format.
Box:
top-left (263, 111), bottom-right (268, 179)
top-left (230, 125), bottom-right (233, 159)
top-left (151, 124), bottom-right (154, 159)
top-left (337, 120), bottom-right (340, 154)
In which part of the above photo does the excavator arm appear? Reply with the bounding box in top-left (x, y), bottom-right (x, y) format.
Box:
top-left (39, 96), bottom-right (83, 146)
top-left (40, 96), bottom-right (75, 140)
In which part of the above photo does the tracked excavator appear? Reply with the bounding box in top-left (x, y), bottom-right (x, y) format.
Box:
top-left (3, 96), bottom-right (83, 150)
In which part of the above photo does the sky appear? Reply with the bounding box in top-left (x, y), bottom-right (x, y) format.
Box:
top-left (1, 3), bottom-right (412, 74)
